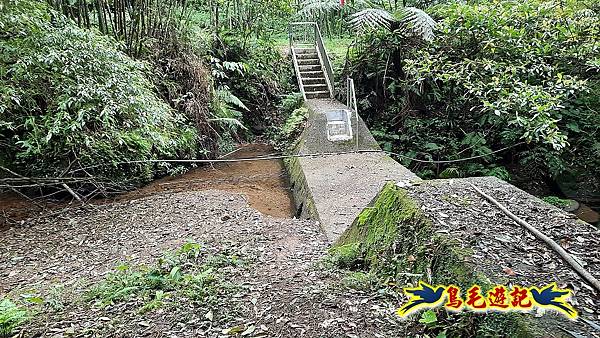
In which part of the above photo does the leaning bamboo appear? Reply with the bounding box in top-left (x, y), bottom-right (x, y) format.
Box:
top-left (468, 182), bottom-right (600, 293)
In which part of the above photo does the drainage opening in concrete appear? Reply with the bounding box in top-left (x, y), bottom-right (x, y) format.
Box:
top-left (325, 109), bottom-right (353, 142)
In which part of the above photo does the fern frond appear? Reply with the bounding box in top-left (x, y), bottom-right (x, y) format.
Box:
top-left (396, 7), bottom-right (436, 41)
top-left (297, 0), bottom-right (340, 18)
top-left (349, 8), bottom-right (395, 31)
top-left (216, 89), bottom-right (249, 112)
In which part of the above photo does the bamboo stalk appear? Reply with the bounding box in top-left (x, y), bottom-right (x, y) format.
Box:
top-left (468, 182), bottom-right (600, 293)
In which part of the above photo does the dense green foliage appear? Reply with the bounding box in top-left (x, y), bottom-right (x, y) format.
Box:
top-left (0, 0), bottom-right (294, 195)
top-left (273, 93), bottom-right (307, 147)
top-left (542, 195), bottom-right (572, 208)
top-left (3, 0), bottom-right (598, 207)
top-left (0, 1), bottom-right (198, 189)
top-left (348, 0), bottom-right (599, 196)
top-left (209, 33), bottom-right (295, 134)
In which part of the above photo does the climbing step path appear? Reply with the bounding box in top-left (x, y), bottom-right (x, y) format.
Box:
top-left (294, 47), bottom-right (330, 99)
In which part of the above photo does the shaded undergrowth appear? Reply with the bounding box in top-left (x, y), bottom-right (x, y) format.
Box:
top-left (3, 241), bottom-right (249, 336)
top-left (86, 241), bottom-right (246, 314)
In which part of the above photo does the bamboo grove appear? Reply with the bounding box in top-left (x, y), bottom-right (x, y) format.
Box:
top-left (46, 0), bottom-right (191, 57)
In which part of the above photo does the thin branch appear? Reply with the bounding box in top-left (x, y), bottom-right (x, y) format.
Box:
top-left (61, 183), bottom-right (83, 203)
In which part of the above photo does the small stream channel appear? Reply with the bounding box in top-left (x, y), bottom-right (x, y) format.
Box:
top-left (0, 143), bottom-right (296, 228)
top-left (1, 144), bottom-right (597, 227)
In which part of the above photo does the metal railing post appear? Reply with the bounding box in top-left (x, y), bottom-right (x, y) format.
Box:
top-left (346, 77), bottom-right (359, 151)
top-left (288, 24), bottom-right (292, 51)
top-left (289, 23), bottom-right (307, 101)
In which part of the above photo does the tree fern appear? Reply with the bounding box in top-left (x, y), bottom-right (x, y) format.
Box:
top-left (297, 0), bottom-right (341, 18)
top-left (216, 88), bottom-right (249, 113)
top-left (349, 8), bottom-right (395, 31)
top-left (350, 6), bottom-right (436, 41)
top-left (396, 7), bottom-right (436, 41)
top-left (212, 89), bottom-right (248, 132)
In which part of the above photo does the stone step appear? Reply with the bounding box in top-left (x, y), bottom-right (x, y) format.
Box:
top-left (302, 77), bottom-right (327, 85)
top-left (297, 58), bottom-right (321, 66)
top-left (305, 91), bottom-right (330, 99)
top-left (294, 48), bottom-right (317, 55)
top-left (300, 71), bottom-right (325, 79)
top-left (302, 84), bottom-right (328, 92)
top-left (299, 64), bottom-right (322, 72)
top-left (296, 53), bottom-right (319, 60)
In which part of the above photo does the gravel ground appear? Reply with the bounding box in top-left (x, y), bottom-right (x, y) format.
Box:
top-left (0, 190), bottom-right (408, 337)
top-left (408, 176), bottom-right (600, 337)
top-left (2, 176), bottom-right (598, 337)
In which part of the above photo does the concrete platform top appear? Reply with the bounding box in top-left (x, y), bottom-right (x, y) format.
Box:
top-left (299, 99), bottom-right (380, 154)
top-left (288, 98), bottom-right (418, 241)
top-left (299, 152), bottom-right (417, 240)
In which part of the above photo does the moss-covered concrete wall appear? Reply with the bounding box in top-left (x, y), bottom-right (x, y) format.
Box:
top-left (285, 156), bottom-right (320, 220)
top-left (284, 99), bottom-right (417, 239)
top-left (330, 182), bottom-right (537, 338)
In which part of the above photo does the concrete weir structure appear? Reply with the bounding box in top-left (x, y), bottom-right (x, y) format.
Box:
top-left (286, 98), bottom-right (417, 240)
top-left (286, 98), bottom-right (600, 336)
top-left (286, 22), bottom-right (599, 335)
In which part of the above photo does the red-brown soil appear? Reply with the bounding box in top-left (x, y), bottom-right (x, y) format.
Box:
top-left (0, 143), bottom-right (295, 228)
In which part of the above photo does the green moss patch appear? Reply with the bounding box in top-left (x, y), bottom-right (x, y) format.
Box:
top-left (329, 182), bottom-right (537, 337)
top-left (284, 155), bottom-right (320, 220)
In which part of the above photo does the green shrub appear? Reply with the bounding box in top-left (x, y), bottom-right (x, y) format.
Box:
top-left (349, 0), bottom-right (600, 188)
top-left (209, 34), bottom-right (295, 133)
top-left (86, 242), bottom-right (241, 311)
top-left (0, 298), bottom-right (28, 336)
top-left (542, 196), bottom-right (571, 208)
top-left (278, 107), bottom-right (308, 144)
top-left (0, 0), bottom-right (198, 189)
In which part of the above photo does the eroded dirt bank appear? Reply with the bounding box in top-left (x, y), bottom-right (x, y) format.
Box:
top-left (111, 143), bottom-right (296, 218)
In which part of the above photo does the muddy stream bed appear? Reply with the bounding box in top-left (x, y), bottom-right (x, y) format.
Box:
top-left (0, 143), bottom-right (295, 228)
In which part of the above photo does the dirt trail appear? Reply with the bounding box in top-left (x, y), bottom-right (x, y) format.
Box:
top-left (0, 145), bottom-right (409, 336)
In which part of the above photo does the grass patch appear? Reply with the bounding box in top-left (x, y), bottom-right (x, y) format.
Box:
top-left (273, 35), bottom-right (352, 73)
top-left (0, 298), bottom-right (28, 337)
top-left (323, 38), bottom-right (353, 59)
top-left (341, 271), bottom-right (378, 291)
top-left (86, 241), bottom-right (244, 314)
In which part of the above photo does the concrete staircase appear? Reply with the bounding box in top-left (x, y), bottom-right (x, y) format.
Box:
top-left (294, 47), bottom-right (330, 99)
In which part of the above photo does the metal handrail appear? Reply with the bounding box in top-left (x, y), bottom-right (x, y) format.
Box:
top-left (346, 77), bottom-right (357, 113)
top-left (313, 24), bottom-right (334, 98)
top-left (346, 77), bottom-right (359, 150)
top-left (291, 48), bottom-right (307, 100)
top-left (288, 22), bottom-right (335, 98)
